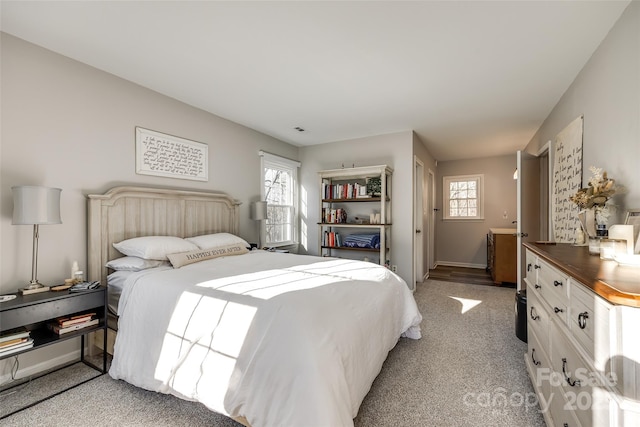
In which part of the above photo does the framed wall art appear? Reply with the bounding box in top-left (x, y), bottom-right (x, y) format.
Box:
top-left (135, 127), bottom-right (208, 181)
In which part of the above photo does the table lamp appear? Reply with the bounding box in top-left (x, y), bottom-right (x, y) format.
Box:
top-left (250, 201), bottom-right (268, 249)
top-left (12, 186), bottom-right (62, 293)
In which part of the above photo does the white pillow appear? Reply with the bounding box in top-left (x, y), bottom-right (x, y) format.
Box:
top-left (185, 233), bottom-right (250, 250)
top-left (113, 236), bottom-right (198, 260)
top-left (106, 256), bottom-right (167, 271)
top-left (168, 244), bottom-right (249, 268)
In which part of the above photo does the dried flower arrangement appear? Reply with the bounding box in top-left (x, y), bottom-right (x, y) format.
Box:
top-left (570, 166), bottom-right (618, 226)
top-left (570, 166), bottom-right (617, 209)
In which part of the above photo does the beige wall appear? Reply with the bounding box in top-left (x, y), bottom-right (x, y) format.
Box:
top-left (1, 33), bottom-right (298, 294)
top-left (435, 1), bottom-right (639, 267)
top-left (525, 1), bottom-right (640, 218)
top-left (436, 155), bottom-right (517, 268)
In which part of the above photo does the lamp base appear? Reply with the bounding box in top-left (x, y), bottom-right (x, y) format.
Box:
top-left (20, 282), bottom-right (50, 295)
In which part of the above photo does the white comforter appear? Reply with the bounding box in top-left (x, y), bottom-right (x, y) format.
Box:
top-left (109, 251), bottom-right (422, 427)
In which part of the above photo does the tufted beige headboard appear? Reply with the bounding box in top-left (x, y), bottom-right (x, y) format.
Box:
top-left (87, 186), bottom-right (241, 285)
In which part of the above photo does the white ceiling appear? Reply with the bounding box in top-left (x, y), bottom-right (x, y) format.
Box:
top-left (0, 1), bottom-right (630, 161)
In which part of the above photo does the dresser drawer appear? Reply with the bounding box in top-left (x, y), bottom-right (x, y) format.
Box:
top-left (525, 249), bottom-right (537, 284)
top-left (528, 259), bottom-right (555, 311)
top-left (546, 292), bottom-right (569, 328)
top-left (538, 260), bottom-right (569, 324)
top-left (548, 384), bottom-right (582, 427)
top-left (543, 266), bottom-right (569, 299)
top-left (527, 287), bottom-right (550, 348)
top-left (551, 322), bottom-right (592, 427)
top-left (527, 328), bottom-right (552, 403)
top-left (569, 280), bottom-right (611, 369)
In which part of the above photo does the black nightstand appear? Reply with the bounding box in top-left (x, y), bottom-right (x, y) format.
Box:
top-left (0, 286), bottom-right (107, 419)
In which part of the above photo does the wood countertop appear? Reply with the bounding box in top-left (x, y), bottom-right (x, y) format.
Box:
top-left (489, 228), bottom-right (517, 235)
top-left (524, 242), bottom-right (640, 308)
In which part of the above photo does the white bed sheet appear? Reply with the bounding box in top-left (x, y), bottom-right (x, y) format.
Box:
top-left (107, 266), bottom-right (173, 316)
top-left (109, 251), bottom-right (422, 427)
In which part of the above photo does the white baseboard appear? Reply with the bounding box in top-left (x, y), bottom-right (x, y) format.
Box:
top-left (435, 261), bottom-right (487, 270)
top-left (0, 349), bottom-right (81, 386)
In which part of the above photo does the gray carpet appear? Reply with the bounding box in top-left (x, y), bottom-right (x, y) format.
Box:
top-left (1, 280), bottom-right (545, 426)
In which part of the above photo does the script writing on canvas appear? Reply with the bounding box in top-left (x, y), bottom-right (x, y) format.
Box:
top-left (552, 117), bottom-right (583, 243)
top-left (135, 127), bottom-right (208, 181)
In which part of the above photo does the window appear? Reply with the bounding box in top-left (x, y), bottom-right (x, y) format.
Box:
top-left (443, 174), bottom-right (484, 220)
top-left (259, 151), bottom-right (300, 247)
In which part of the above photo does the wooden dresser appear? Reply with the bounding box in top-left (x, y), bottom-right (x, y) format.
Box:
top-left (487, 228), bottom-right (517, 284)
top-left (523, 242), bottom-right (640, 427)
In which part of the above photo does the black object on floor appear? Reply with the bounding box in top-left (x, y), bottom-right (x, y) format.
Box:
top-left (515, 290), bottom-right (527, 343)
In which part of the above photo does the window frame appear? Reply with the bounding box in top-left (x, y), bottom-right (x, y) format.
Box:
top-left (259, 151), bottom-right (300, 247)
top-left (443, 174), bottom-right (484, 221)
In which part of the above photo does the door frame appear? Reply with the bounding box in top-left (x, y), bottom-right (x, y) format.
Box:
top-left (413, 156), bottom-right (425, 289)
top-left (516, 145), bottom-right (552, 291)
top-left (427, 168), bottom-right (436, 270)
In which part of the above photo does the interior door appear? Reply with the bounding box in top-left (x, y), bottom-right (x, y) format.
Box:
top-left (516, 150), bottom-right (540, 291)
top-left (414, 157), bottom-right (424, 288)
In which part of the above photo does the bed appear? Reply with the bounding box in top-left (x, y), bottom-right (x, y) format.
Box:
top-left (87, 186), bottom-right (422, 427)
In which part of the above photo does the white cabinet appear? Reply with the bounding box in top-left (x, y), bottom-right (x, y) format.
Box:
top-left (318, 165), bottom-right (392, 266)
top-left (524, 243), bottom-right (640, 427)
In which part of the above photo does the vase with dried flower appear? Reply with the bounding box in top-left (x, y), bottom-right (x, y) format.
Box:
top-left (570, 166), bottom-right (617, 239)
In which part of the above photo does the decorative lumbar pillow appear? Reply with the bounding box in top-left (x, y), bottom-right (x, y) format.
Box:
top-left (113, 236), bottom-right (199, 260)
top-left (106, 256), bottom-right (167, 271)
top-left (185, 233), bottom-right (250, 250)
top-left (167, 243), bottom-right (249, 268)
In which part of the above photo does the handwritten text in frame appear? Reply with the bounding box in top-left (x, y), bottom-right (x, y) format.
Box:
top-left (135, 127), bottom-right (208, 181)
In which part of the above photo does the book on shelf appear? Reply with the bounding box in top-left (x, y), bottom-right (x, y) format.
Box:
top-left (55, 312), bottom-right (96, 328)
top-left (0, 338), bottom-right (34, 356)
top-left (48, 318), bottom-right (99, 335)
top-left (0, 337), bottom-right (29, 349)
top-left (321, 208), bottom-right (347, 224)
top-left (323, 182), bottom-right (369, 200)
top-left (323, 231), bottom-right (342, 248)
top-left (0, 327), bottom-right (30, 344)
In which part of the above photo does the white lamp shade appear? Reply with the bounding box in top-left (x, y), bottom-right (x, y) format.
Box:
top-left (250, 201), bottom-right (268, 220)
top-left (12, 186), bottom-right (62, 225)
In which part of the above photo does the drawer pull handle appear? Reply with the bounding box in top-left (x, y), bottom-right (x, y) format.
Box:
top-left (562, 358), bottom-right (581, 387)
top-left (554, 307), bottom-right (564, 314)
top-left (534, 264), bottom-right (541, 270)
top-left (578, 312), bottom-right (589, 329)
top-left (553, 280), bottom-right (563, 287)
top-left (530, 307), bottom-right (540, 321)
top-left (531, 348), bottom-right (541, 366)
top-left (534, 284), bottom-right (541, 289)
top-left (527, 263), bottom-right (532, 272)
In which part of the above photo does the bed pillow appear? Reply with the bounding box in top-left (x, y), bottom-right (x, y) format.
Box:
top-left (168, 243), bottom-right (249, 268)
top-left (106, 256), bottom-right (167, 271)
top-left (185, 233), bottom-right (250, 250)
top-left (113, 236), bottom-right (198, 260)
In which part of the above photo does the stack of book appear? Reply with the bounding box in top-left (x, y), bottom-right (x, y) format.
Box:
top-left (48, 312), bottom-right (98, 335)
top-left (0, 327), bottom-right (34, 356)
